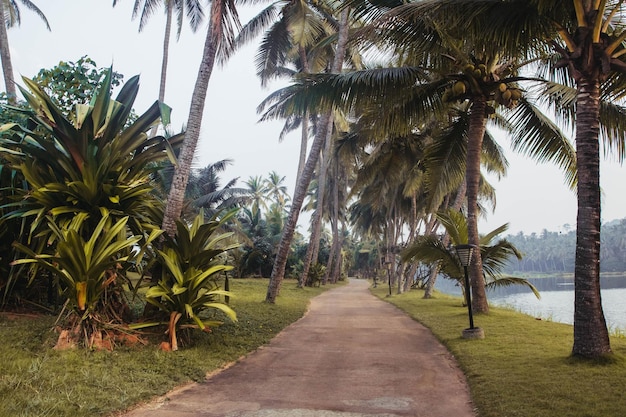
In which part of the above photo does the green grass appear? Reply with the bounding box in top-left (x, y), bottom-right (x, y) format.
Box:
top-left (371, 285), bottom-right (626, 417)
top-left (0, 278), bottom-right (334, 417)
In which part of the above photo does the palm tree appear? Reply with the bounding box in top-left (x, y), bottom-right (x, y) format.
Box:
top-left (401, 209), bottom-right (540, 301)
top-left (263, 5), bottom-right (353, 302)
top-left (0, 0), bottom-right (49, 104)
top-left (244, 175), bottom-right (268, 217)
top-left (113, 0), bottom-right (205, 136)
top-left (161, 0), bottom-right (247, 238)
top-left (519, 0), bottom-right (626, 359)
top-left (189, 159), bottom-right (250, 217)
top-left (223, 0), bottom-right (352, 187)
top-left (264, 170), bottom-right (290, 210)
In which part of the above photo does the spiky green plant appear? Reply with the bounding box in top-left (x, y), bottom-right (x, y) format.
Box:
top-left (0, 68), bottom-right (183, 304)
top-left (0, 68), bottom-right (182, 243)
top-left (12, 213), bottom-right (162, 348)
top-left (135, 209), bottom-right (239, 351)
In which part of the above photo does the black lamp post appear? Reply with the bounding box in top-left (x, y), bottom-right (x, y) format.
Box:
top-left (454, 244), bottom-right (484, 339)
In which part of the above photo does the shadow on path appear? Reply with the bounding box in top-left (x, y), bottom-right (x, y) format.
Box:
top-left (121, 278), bottom-right (476, 417)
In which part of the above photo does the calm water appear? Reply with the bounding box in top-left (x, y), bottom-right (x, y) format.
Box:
top-left (435, 275), bottom-right (626, 332)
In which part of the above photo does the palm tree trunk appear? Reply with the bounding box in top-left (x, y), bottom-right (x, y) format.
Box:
top-left (266, 8), bottom-right (350, 302)
top-left (0, 0), bottom-right (16, 104)
top-left (300, 119), bottom-right (333, 287)
top-left (295, 113), bottom-right (309, 187)
top-left (331, 221), bottom-right (345, 284)
top-left (161, 1), bottom-right (222, 237)
top-left (149, 1), bottom-right (173, 138)
top-left (324, 225), bottom-right (337, 284)
top-left (329, 164), bottom-right (342, 283)
top-left (572, 76), bottom-right (611, 358)
top-left (267, 113), bottom-right (330, 301)
top-left (293, 44), bottom-right (311, 193)
top-left (466, 98), bottom-right (489, 314)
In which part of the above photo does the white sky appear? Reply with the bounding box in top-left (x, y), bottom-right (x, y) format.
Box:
top-left (4, 0), bottom-right (625, 236)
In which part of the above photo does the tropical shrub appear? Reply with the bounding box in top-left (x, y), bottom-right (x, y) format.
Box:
top-left (306, 263), bottom-right (326, 287)
top-left (401, 209), bottom-right (540, 301)
top-left (136, 210), bottom-right (239, 351)
top-left (12, 213), bottom-right (161, 348)
top-left (0, 68), bottom-right (182, 308)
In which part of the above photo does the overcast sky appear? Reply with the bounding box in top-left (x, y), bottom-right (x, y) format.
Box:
top-left (4, 0), bottom-right (625, 235)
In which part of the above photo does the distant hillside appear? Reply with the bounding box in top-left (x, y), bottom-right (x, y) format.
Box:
top-left (502, 218), bottom-right (626, 274)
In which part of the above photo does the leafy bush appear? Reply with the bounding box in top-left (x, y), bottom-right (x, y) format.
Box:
top-left (136, 210), bottom-right (239, 350)
top-left (0, 67), bottom-right (185, 350)
top-left (13, 213), bottom-right (161, 348)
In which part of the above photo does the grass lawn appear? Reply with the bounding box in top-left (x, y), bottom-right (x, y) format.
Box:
top-left (371, 285), bottom-right (626, 417)
top-left (0, 278), bottom-right (335, 417)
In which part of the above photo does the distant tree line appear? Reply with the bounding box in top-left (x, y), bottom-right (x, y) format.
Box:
top-left (503, 219), bottom-right (626, 274)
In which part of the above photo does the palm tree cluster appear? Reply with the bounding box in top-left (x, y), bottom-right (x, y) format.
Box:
top-left (1, 1), bottom-right (625, 361)
top-left (253, 0), bottom-right (626, 360)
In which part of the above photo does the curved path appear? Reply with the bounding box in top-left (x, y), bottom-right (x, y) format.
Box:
top-left (122, 279), bottom-right (476, 417)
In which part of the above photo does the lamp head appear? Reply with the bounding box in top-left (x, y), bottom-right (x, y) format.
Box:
top-left (454, 244), bottom-right (476, 267)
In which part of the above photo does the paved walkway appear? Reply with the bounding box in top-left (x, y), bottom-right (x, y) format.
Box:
top-left (121, 279), bottom-right (476, 417)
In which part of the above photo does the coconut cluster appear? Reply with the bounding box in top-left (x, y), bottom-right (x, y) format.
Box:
top-left (441, 62), bottom-right (522, 111)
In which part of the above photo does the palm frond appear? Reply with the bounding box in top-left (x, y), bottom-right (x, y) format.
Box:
top-left (505, 95), bottom-right (577, 189)
top-left (486, 277), bottom-right (540, 299)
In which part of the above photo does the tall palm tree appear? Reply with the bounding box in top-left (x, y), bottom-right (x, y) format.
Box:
top-left (263, 5), bottom-right (354, 302)
top-left (223, 0), bottom-right (353, 187)
top-left (113, 0), bottom-right (205, 136)
top-left (244, 175), bottom-right (268, 217)
top-left (512, 0), bottom-right (626, 359)
top-left (264, 170), bottom-right (290, 210)
top-left (161, 0), bottom-right (248, 237)
top-left (0, 0), bottom-right (49, 104)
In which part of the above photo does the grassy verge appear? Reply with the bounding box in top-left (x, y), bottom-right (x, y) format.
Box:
top-left (0, 278), bottom-right (334, 417)
top-left (370, 285), bottom-right (626, 417)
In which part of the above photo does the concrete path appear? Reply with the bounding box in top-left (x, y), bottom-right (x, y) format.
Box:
top-left (121, 279), bottom-right (476, 417)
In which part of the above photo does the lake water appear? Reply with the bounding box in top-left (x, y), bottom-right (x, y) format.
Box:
top-left (435, 275), bottom-right (626, 332)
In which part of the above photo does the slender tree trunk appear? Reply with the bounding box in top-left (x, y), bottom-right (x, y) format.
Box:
top-left (159, 4), bottom-right (172, 104)
top-left (466, 98), bottom-right (489, 313)
top-left (324, 225), bottom-right (337, 284)
top-left (300, 120), bottom-right (333, 286)
top-left (0, 1), bottom-right (16, 104)
top-left (161, 1), bottom-right (222, 237)
top-left (331, 220), bottom-right (346, 283)
top-left (293, 45), bottom-right (310, 192)
top-left (266, 8), bottom-right (350, 302)
top-left (295, 114), bottom-right (309, 187)
top-left (149, 2), bottom-right (173, 138)
top-left (329, 162), bottom-right (341, 283)
top-left (394, 215), bottom-right (403, 294)
top-left (300, 8), bottom-right (350, 288)
top-left (572, 76), bottom-right (611, 358)
top-left (267, 113), bottom-right (330, 301)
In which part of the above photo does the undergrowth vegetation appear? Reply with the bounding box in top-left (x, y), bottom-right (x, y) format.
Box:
top-left (0, 278), bottom-right (331, 417)
top-left (371, 286), bottom-right (626, 417)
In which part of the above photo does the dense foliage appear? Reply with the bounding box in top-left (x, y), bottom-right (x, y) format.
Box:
top-left (503, 218), bottom-right (626, 274)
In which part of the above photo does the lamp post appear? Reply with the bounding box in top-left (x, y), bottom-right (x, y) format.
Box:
top-left (454, 244), bottom-right (485, 339)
